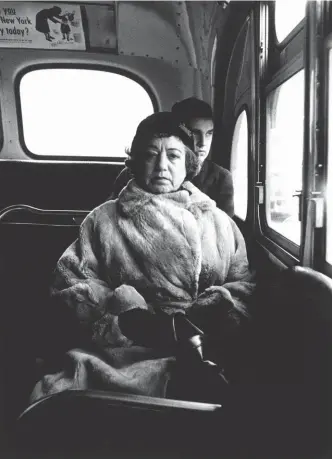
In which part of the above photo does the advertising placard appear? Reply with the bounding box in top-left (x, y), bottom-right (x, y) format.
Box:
top-left (0, 3), bottom-right (86, 50)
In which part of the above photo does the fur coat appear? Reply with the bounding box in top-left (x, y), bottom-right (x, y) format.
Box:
top-left (31, 180), bottom-right (254, 403)
top-left (110, 160), bottom-right (234, 217)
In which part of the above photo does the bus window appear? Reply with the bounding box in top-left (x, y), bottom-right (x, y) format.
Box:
top-left (230, 110), bottom-right (248, 220)
top-left (265, 70), bottom-right (304, 245)
top-left (19, 68), bottom-right (154, 159)
top-left (326, 48), bottom-right (332, 265)
top-left (274, 0), bottom-right (307, 43)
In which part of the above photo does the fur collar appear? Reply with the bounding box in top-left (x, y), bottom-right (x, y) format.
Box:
top-left (117, 179), bottom-right (216, 217)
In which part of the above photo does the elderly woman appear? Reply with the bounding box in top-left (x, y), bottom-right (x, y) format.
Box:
top-left (31, 112), bottom-right (255, 403)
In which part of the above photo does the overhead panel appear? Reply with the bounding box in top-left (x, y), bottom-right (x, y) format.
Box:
top-left (117, 1), bottom-right (197, 68)
top-left (185, 1), bottom-right (218, 79)
top-left (0, 0), bottom-right (221, 76)
top-left (85, 3), bottom-right (117, 50)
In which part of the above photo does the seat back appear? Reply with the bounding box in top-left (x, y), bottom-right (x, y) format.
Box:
top-left (0, 205), bottom-right (87, 425)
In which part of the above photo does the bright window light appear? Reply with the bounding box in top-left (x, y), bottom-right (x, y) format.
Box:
top-left (20, 69), bottom-right (154, 158)
top-left (266, 70), bottom-right (304, 245)
top-left (275, 0), bottom-right (307, 43)
top-left (230, 110), bottom-right (248, 220)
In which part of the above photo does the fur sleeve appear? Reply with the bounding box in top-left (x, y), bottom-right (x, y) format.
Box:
top-left (51, 212), bottom-right (148, 347)
top-left (51, 214), bottom-right (113, 318)
top-left (188, 213), bottom-right (255, 339)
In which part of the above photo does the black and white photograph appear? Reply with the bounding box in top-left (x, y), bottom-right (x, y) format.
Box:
top-left (0, 1), bottom-right (331, 458)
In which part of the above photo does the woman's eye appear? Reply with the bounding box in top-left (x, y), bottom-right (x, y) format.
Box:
top-left (168, 150), bottom-right (181, 158)
top-left (146, 150), bottom-right (158, 157)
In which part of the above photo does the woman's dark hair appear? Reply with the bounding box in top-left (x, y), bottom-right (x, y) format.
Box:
top-left (125, 112), bottom-right (200, 181)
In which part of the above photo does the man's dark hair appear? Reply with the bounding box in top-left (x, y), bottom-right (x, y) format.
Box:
top-left (172, 97), bottom-right (213, 125)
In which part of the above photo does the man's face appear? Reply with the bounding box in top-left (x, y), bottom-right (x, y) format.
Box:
top-left (186, 117), bottom-right (214, 164)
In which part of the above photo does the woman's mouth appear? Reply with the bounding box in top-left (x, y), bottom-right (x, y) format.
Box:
top-left (153, 177), bottom-right (170, 182)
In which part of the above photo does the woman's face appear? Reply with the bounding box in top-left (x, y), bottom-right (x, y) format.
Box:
top-left (138, 136), bottom-right (187, 194)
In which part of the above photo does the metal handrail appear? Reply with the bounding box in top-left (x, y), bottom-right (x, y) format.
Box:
top-left (0, 204), bottom-right (89, 222)
top-left (18, 389), bottom-right (221, 423)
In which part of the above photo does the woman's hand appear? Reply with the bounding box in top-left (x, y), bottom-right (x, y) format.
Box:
top-left (118, 308), bottom-right (177, 350)
top-left (108, 285), bottom-right (178, 349)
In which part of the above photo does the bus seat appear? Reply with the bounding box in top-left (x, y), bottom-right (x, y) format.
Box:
top-left (15, 389), bottom-right (222, 457)
top-left (252, 264), bottom-right (331, 381)
top-left (0, 205), bottom-right (226, 458)
top-left (0, 205), bottom-right (88, 426)
top-left (283, 266), bottom-right (331, 385)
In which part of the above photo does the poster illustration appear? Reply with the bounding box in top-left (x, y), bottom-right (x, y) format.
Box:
top-left (0, 3), bottom-right (86, 49)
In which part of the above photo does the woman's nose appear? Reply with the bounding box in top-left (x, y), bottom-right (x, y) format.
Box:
top-left (156, 151), bottom-right (168, 170)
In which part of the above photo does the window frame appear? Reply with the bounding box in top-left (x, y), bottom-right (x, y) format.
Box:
top-left (15, 63), bottom-right (158, 162)
top-left (324, 37), bottom-right (332, 277)
top-left (272, 1), bottom-right (306, 50)
top-left (257, 2), bottom-right (305, 262)
top-left (301, 1), bottom-right (331, 276)
top-left (256, 1), bottom-right (332, 275)
top-left (316, 3), bottom-right (332, 277)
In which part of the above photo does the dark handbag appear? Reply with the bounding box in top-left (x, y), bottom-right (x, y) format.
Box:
top-left (167, 313), bottom-right (229, 403)
top-left (118, 308), bottom-right (228, 403)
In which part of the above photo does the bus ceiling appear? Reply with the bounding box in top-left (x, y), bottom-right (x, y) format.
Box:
top-left (0, 1), bottom-right (231, 73)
